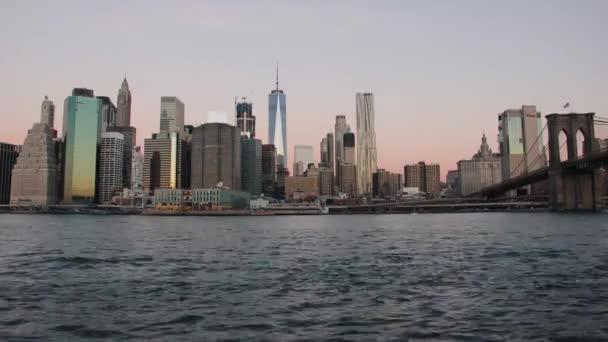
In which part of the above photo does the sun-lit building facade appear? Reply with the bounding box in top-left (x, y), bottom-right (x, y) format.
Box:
top-left (62, 88), bottom-right (102, 204)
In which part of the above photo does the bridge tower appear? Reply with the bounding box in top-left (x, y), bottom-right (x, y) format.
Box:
top-left (546, 113), bottom-right (602, 210)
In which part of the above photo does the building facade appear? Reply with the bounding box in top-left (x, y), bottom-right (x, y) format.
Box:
top-left (334, 115), bottom-right (348, 189)
top-left (372, 169), bottom-right (391, 198)
top-left (498, 105), bottom-right (546, 180)
top-left (11, 124), bottom-right (57, 205)
top-left (97, 96), bottom-right (117, 132)
top-left (41, 96), bottom-right (55, 129)
top-left (319, 167), bottom-right (334, 196)
top-left (343, 129), bottom-right (355, 164)
top-left (160, 96), bottom-right (185, 134)
top-left (241, 137), bottom-right (262, 195)
top-left (62, 88), bottom-right (101, 204)
top-left (268, 67), bottom-right (287, 167)
top-left (285, 176), bottom-right (318, 201)
top-left (131, 146), bottom-right (144, 193)
top-left (390, 173), bottom-right (402, 197)
top-left (262, 144), bottom-right (277, 196)
top-left (236, 97), bottom-right (255, 138)
top-left (320, 132), bottom-right (334, 171)
top-left (143, 132), bottom-right (184, 193)
top-left (404, 161), bottom-right (441, 195)
top-left (191, 123), bottom-right (241, 190)
top-left (340, 163), bottom-right (357, 197)
top-left (1, 143), bottom-right (20, 204)
top-left (356, 93), bottom-right (377, 196)
top-left (458, 134), bottom-right (502, 196)
top-left (293, 145), bottom-right (313, 176)
top-left (98, 132), bottom-right (124, 204)
top-left (107, 126), bottom-right (136, 189)
top-left (116, 78), bottom-right (132, 127)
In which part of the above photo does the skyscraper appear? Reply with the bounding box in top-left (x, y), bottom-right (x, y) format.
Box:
top-left (343, 128), bottom-right (355, 164)
top-left (498, 105), bottom-right (546, 187)
top-left (160, 96), bottom-right (185, 134)
top-left (97, 96), bottom-right (117, 132)
top-left (241, 137), bottom-right (262, 196)
top-left (62, 88), bottom-right (102, 204)
top-left (190, 123), bottom-right (241, 190)
top-left (340, 128), bottom-right (357, 197)
top-left (372, 169), bottom-right (392, 198)
top-left (98, 132), bottom-right (124, 204)
top-left (143, 132), bottom-right (184, 193)
top-left (268, 65), bottom-right (287, 167)
top-left (236, 97), bottom-right (255, 138)
top-left (356, 93), bottom-right (377, 196)
top-left (41, 96), bottom-right (55, 129)
top-left (107, 126), bottom-right (136, 189)
top-left (10, 123), bottom-right (57, 205)
top-left (320, 137), bottom-right (328, 166)
top-left (131, 146), bottom-right (143, 193)
top-left (318, 167), bottom-right (334, 196)
top-left (334, 115), bottom-right (348, 188)
top-left (327, 132), bottom-right (334, 172)
top-left (116, 77), bottom-right (132, 127)
top-left (262, 144), bottom-right (277, 196)
top-left (1, 143), bottom-right (20, 204)
top-left (293, 145), bottom-right (313, 176)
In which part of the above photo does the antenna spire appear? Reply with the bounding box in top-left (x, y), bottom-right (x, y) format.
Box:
top-left (275, 62), bottom-right (279, 91)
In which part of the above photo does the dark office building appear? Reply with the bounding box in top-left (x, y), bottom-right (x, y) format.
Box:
top-left (107, 126), bottom-right (136, 189)
top-left (373, 169), bottom-right (392, 198)
top-left (262, 144), bottom-right (277, 196)
top-left (0, 143), bottom-right (20, 204)
top-left (236, 97), bottom-right (255, 138)
top-left (241, 137), bottom-right (262, 196)
top-left (191, 123), bottom-right (241, 190)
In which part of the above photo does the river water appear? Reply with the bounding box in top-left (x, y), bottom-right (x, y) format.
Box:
top-left (0, 213), bottom-right (607, 341)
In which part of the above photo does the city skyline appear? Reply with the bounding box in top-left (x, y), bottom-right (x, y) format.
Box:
top-left (2, 1), bottom-right (608, 179)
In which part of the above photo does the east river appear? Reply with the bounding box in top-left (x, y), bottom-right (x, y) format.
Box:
top-left (1, 213), bottom-right (607, 341)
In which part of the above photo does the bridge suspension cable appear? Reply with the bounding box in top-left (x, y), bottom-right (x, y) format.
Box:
top-left (508, 122), bottom-right (548, 178)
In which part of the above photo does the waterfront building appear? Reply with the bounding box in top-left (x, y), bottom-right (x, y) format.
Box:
top-left (262, 144), bottom-right (277, 195)
top-left (62, 88), bottom-right (101, 204)
top-left (40, 96), bottom-right (55, 129)
top-left (319, 167), bottom-right (334, 196)
top-left (160, 96), bottom-right (185, 134)
top-left (334, 115), bottom-right (348, 189)
top-left (190, 123), bottom-right (241, 190)
top-left (457, 134), bottom-right (502, 196)
top-left (390, 173), bottom-right (402, 197)
top-left (285, 176), bottom-right (318, 201)
top-left (116, 78), bottom-right (132, 127)
top-left (446, 170), bottom-right (459, 191)
top-left (143, 132), bottom-right (185, 193)
top-left (10, 124), bottom-right (57, 205)
top-left (268, 65), bottom-right (287, 166)
top-left (498, 105), bottom-right (546, 195)
top-left (372, 169), bottom-right (392, 198)
top-left (107, 126), bottom-right (136, 189)
top-left (293, 145), bottom-right (313, 176)
top-left (356, 93), bottom-right (377, 196)
top-left (97, 96), bottom-right (117, 132)
top-left (131, 146), bottom-right (144, 193)
top-left (236, 97), bottom-right (255, 138)
top-left (404, 161), bottom-right (441, 195)
top-left (275, 167), bottom-right (289, 199)
top-left (1, 143), bottom-right (20, 204)
top-left (340, 163), bottom-right (357, 197)
top-left (153, 188), bottom-right (251, 210)
top-left (241, 137), bottom-right (262, 196)
top-left (98, 132), bottom-right (124, 204)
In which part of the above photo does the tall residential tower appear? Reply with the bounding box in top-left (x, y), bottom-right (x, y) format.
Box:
top-left (356, 93), bottom-right (377, 196)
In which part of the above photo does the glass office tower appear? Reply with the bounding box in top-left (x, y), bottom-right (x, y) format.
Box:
top-left (268, 66), bottom-right (287, 167)
top-left (62, 88), bottom-right (102, 203)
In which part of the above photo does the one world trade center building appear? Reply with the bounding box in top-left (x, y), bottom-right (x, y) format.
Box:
top-left (268, 66), bottom-right (287, 167)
